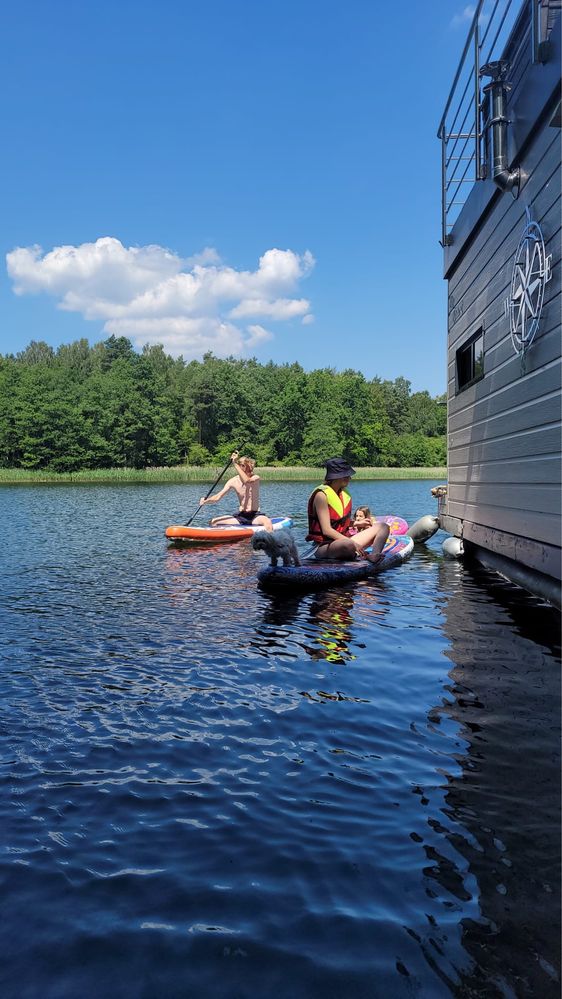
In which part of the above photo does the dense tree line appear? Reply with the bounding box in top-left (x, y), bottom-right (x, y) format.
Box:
top-left (0, 336), bottom-right (446, 470)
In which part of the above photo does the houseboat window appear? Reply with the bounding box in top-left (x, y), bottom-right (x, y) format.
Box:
top-left (457, 330), bottom-right (484, 392)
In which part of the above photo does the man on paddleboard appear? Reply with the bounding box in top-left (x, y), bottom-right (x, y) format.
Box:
top-left (199, 452), bottom-right (273, 531)
top-left (306, 457), bottom-right (389, 563)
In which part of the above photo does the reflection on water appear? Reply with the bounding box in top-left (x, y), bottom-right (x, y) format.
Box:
top-left (260, 587), bottom-right (362, 664)
top-left (302, 589), bottom-right (358, 664)
top-left (0, 481), bottom-right (559, 998)
top-left (263, 584), bottom-right (389, 668)
top-left (429, 560), bottom-right (561, 997)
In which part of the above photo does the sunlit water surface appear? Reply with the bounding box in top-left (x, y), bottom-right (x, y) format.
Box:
top-left (1, 481), bottom-right (560, 998)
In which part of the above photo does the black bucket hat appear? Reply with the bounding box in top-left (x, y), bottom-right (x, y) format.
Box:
top-left (324, 457), bottom-right (356, 480)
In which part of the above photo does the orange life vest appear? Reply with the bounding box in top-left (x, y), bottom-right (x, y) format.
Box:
top-left (307, 484), bottom-right (353, 543)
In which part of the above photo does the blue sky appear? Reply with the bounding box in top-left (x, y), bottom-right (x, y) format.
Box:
top-left (0, 0), bottom-right (477, 395)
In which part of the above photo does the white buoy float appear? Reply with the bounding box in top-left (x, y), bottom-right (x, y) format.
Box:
top-left (407, 514), bottom-right (440, 543)
top-left (442, 536), bottom-right (464, 559)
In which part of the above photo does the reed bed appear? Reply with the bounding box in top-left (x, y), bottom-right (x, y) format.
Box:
top-left (0, 465), bottom-right (447, 484)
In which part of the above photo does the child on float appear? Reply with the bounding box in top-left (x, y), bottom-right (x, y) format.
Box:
top-left (348, 506), bottom-right (375, 535)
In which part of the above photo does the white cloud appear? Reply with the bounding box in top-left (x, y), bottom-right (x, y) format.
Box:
top-left (6, 236), bottom-right (315, 359)
top-left (245, 324), bottom-right (274, 347)
top-left (450, 5), bottom-right (476, 28)
top-left (228, 297), bottom-right (310, 320)
top-left (184, 246), bottom-right (222, 267)
top-left (106, 316), bottom-right (247, 358)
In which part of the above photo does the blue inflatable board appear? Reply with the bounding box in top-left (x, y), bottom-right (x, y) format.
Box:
top-left (257, 534), bottom-right (414, 592)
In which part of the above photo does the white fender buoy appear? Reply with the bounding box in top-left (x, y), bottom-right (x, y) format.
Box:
top-left (407, 514), bottom-right (440, 543)
top-left (442, 536), bottom-right (463, 559)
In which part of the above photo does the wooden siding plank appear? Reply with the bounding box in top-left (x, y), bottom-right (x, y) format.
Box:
top-left (448, 361), bottom-right (561, 433)
top-left (448, 393), bottom-right (561, 447)
top-left (447, 311), bottom-right (561, 403)
top-left (462, 522), bottom-right (562, 581)
top-left (448, 454), bottom-right (561, 485)
top-left (445, 497), bottom-right (560, 547)
top-left (448, 422), bottom-right (562, 463)
top-left (447, 277), bottom-right (560, 412)
top-left (505, 38), bottom-right (532, 117)
top-left (448, 481), bottom-right (560, 516)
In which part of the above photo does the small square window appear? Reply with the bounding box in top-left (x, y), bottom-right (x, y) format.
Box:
top-left (457, 329), bottom-right (485, 392)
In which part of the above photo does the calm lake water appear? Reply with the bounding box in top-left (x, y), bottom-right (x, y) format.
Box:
top-left (1, 480), bottom-right (560, 998)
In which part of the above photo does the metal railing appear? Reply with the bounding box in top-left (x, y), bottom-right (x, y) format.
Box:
top-left (437, 0), bottom-right (556, 245)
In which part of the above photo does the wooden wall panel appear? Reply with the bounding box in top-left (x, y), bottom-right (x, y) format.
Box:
top-left (447, 481), bottom-right (560, 514)
top-left (445, 496), bottom-right (560, 545)
top-left (449, 422), bottom-right (561, 464)
top-left (448, 361), bottom-right (561, 433)
top-left (447, 392), bottom-right (561, 448)
top-left (448, 454), bottom-right (561, 486)
top-left (441, 22), bottom-right (561, 578)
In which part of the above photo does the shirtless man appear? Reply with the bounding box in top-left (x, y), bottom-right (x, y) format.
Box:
top-left (199, 452), bottom-right (273, 531)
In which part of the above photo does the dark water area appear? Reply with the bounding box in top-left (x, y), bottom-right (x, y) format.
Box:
top-left (0, 480), bottom-right (560, 998)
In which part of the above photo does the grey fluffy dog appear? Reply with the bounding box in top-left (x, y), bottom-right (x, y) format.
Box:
top-left (251, 529), bottom-right (301, 567)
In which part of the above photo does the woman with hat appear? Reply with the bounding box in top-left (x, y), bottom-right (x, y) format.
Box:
top-left (306, 457), bottom-right (389, 564)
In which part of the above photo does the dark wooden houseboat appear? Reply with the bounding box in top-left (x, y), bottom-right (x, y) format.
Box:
top-left (437, 0), bottom-right (561, 606)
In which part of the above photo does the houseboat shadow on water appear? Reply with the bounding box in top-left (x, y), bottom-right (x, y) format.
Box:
top-left (424, 557), bottom-right (561, 996)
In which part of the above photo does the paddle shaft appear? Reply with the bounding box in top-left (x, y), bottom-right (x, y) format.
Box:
top-left (184, 449), bottom-right (242, 526)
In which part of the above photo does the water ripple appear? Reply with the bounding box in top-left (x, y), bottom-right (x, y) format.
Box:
top-left (0, 482), bottom-right (559, 998)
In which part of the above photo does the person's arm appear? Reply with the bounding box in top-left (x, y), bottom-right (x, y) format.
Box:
top-left (231, 453), bottom-right (252, 484)
top-left (314, 492), bottom-right (345, 541)
top-left (199, 480), bottom-right (234, 505)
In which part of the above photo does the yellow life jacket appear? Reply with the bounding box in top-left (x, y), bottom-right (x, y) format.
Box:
top-left (306, 484), bottom-right (353, 542)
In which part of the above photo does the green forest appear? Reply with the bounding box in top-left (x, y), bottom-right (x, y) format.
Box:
top-left (0, 336), bottom-right (446, 471)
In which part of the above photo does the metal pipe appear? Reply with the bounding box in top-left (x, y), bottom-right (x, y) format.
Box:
top-left (474, 14), bottom-right (481, 180)
top-left (480, 60), bottom-right (520, 194)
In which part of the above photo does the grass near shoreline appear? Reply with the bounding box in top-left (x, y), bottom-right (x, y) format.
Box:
top-left (0, 465), bottom-right (447, 484)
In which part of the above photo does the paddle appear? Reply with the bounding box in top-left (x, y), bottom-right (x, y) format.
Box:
top-left (183, 449), bottom-right (241, 526)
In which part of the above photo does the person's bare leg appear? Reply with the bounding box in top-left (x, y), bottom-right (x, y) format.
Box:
top-left (314, 537), bottom-right (357, 561)
top-left (353, 522), bottom-right (390, 563)
top-left (210, 515), bottom-right (239, 526)
top-left (252, 514), bottom-right (273, 532)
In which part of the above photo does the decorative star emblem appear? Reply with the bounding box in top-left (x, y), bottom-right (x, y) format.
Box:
top-left (505, 209), bottom-right (552, 356)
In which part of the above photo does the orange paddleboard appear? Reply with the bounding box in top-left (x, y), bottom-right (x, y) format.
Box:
top-left (165, 516), bottom-right (293, 543)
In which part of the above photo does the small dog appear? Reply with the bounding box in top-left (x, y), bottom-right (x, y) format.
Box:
top-left (251, 529), bottom-right (301, 567)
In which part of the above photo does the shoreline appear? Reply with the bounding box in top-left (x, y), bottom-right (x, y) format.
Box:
top-left (0, 465), bottom-right (447, 485)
